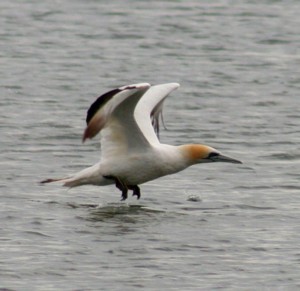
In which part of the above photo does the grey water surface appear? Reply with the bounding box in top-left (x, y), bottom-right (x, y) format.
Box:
top-left (1, 0), bottom-right (300, 290)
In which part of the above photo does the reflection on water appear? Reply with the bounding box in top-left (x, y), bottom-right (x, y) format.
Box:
top-left (67, 202), bottom-right (166, 223)
top-left (88, 204), bottom-right (165, 222)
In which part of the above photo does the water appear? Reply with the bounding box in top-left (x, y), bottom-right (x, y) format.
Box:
top-left (1, 0), bottom-right (300, 290)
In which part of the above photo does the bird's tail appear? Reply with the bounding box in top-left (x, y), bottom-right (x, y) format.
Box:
top-left (40, 176), bottom-right (83, 188)
top-left (40, 164), bottom-right (110, 188)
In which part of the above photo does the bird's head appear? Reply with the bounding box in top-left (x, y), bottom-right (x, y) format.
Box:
top-left (181, 144), bottom-right (242, 165)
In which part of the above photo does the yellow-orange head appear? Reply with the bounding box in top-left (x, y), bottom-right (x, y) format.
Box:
top-left (179, 144), bottom-right (242, 165)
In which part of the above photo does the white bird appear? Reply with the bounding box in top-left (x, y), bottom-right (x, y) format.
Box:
top-left (41, 82), bottom-right (241, 200)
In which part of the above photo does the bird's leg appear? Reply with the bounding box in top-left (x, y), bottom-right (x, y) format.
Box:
top-left (116, 178), bottom-right (128, 201)
top-left (103, 175), bottom-right (128, 201)
top-left (128, 185), bottom-right (141, 200)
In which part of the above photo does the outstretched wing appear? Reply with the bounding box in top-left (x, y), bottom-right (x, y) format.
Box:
top-left (82, 82), bottom-right (179, 160)
top-left (134, 83), bottom-right (180, 145)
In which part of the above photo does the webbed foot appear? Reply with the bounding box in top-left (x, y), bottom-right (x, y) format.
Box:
top-left (103, 175), bottom-right (128, 201)
top-left (128, 185), bottom-right (141, 200)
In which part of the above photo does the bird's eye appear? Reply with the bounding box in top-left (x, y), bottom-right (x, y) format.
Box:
top-left (208, 152), bottom-right (220, 159)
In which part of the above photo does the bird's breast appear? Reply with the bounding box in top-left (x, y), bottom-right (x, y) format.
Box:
top-left (101, 145), bottom-right (188, 185)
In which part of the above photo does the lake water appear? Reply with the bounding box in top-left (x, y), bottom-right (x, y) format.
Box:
top-left (1, 0), bottom-right (300, 290)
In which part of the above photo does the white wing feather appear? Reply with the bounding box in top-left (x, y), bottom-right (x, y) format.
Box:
top-left (134, 83), bottom-right (180, 145)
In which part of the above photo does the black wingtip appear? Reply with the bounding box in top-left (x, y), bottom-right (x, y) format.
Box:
top-left (86, 88), bottom-right (121, 125)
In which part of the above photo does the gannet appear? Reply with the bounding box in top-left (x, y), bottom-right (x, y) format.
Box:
top-left (41, 83), bottom-right (241, 200)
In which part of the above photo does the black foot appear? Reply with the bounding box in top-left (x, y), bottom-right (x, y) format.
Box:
top-left (128, 185), bottom-right (141, 200)
top-left (103, 175), bottom-right (128, 201)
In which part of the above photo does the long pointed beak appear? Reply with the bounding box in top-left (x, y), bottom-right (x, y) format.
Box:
top-left (217, 154), bottom-right (242, 164)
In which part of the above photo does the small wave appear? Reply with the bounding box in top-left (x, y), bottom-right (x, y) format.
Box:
top-left (22, 230), bottom-right (52, 238)
top-left (234, 204), bottom-right (276, 211)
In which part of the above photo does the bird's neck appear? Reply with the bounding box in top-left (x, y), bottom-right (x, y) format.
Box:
top-left (156, 144), bottom-right (195, 175)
